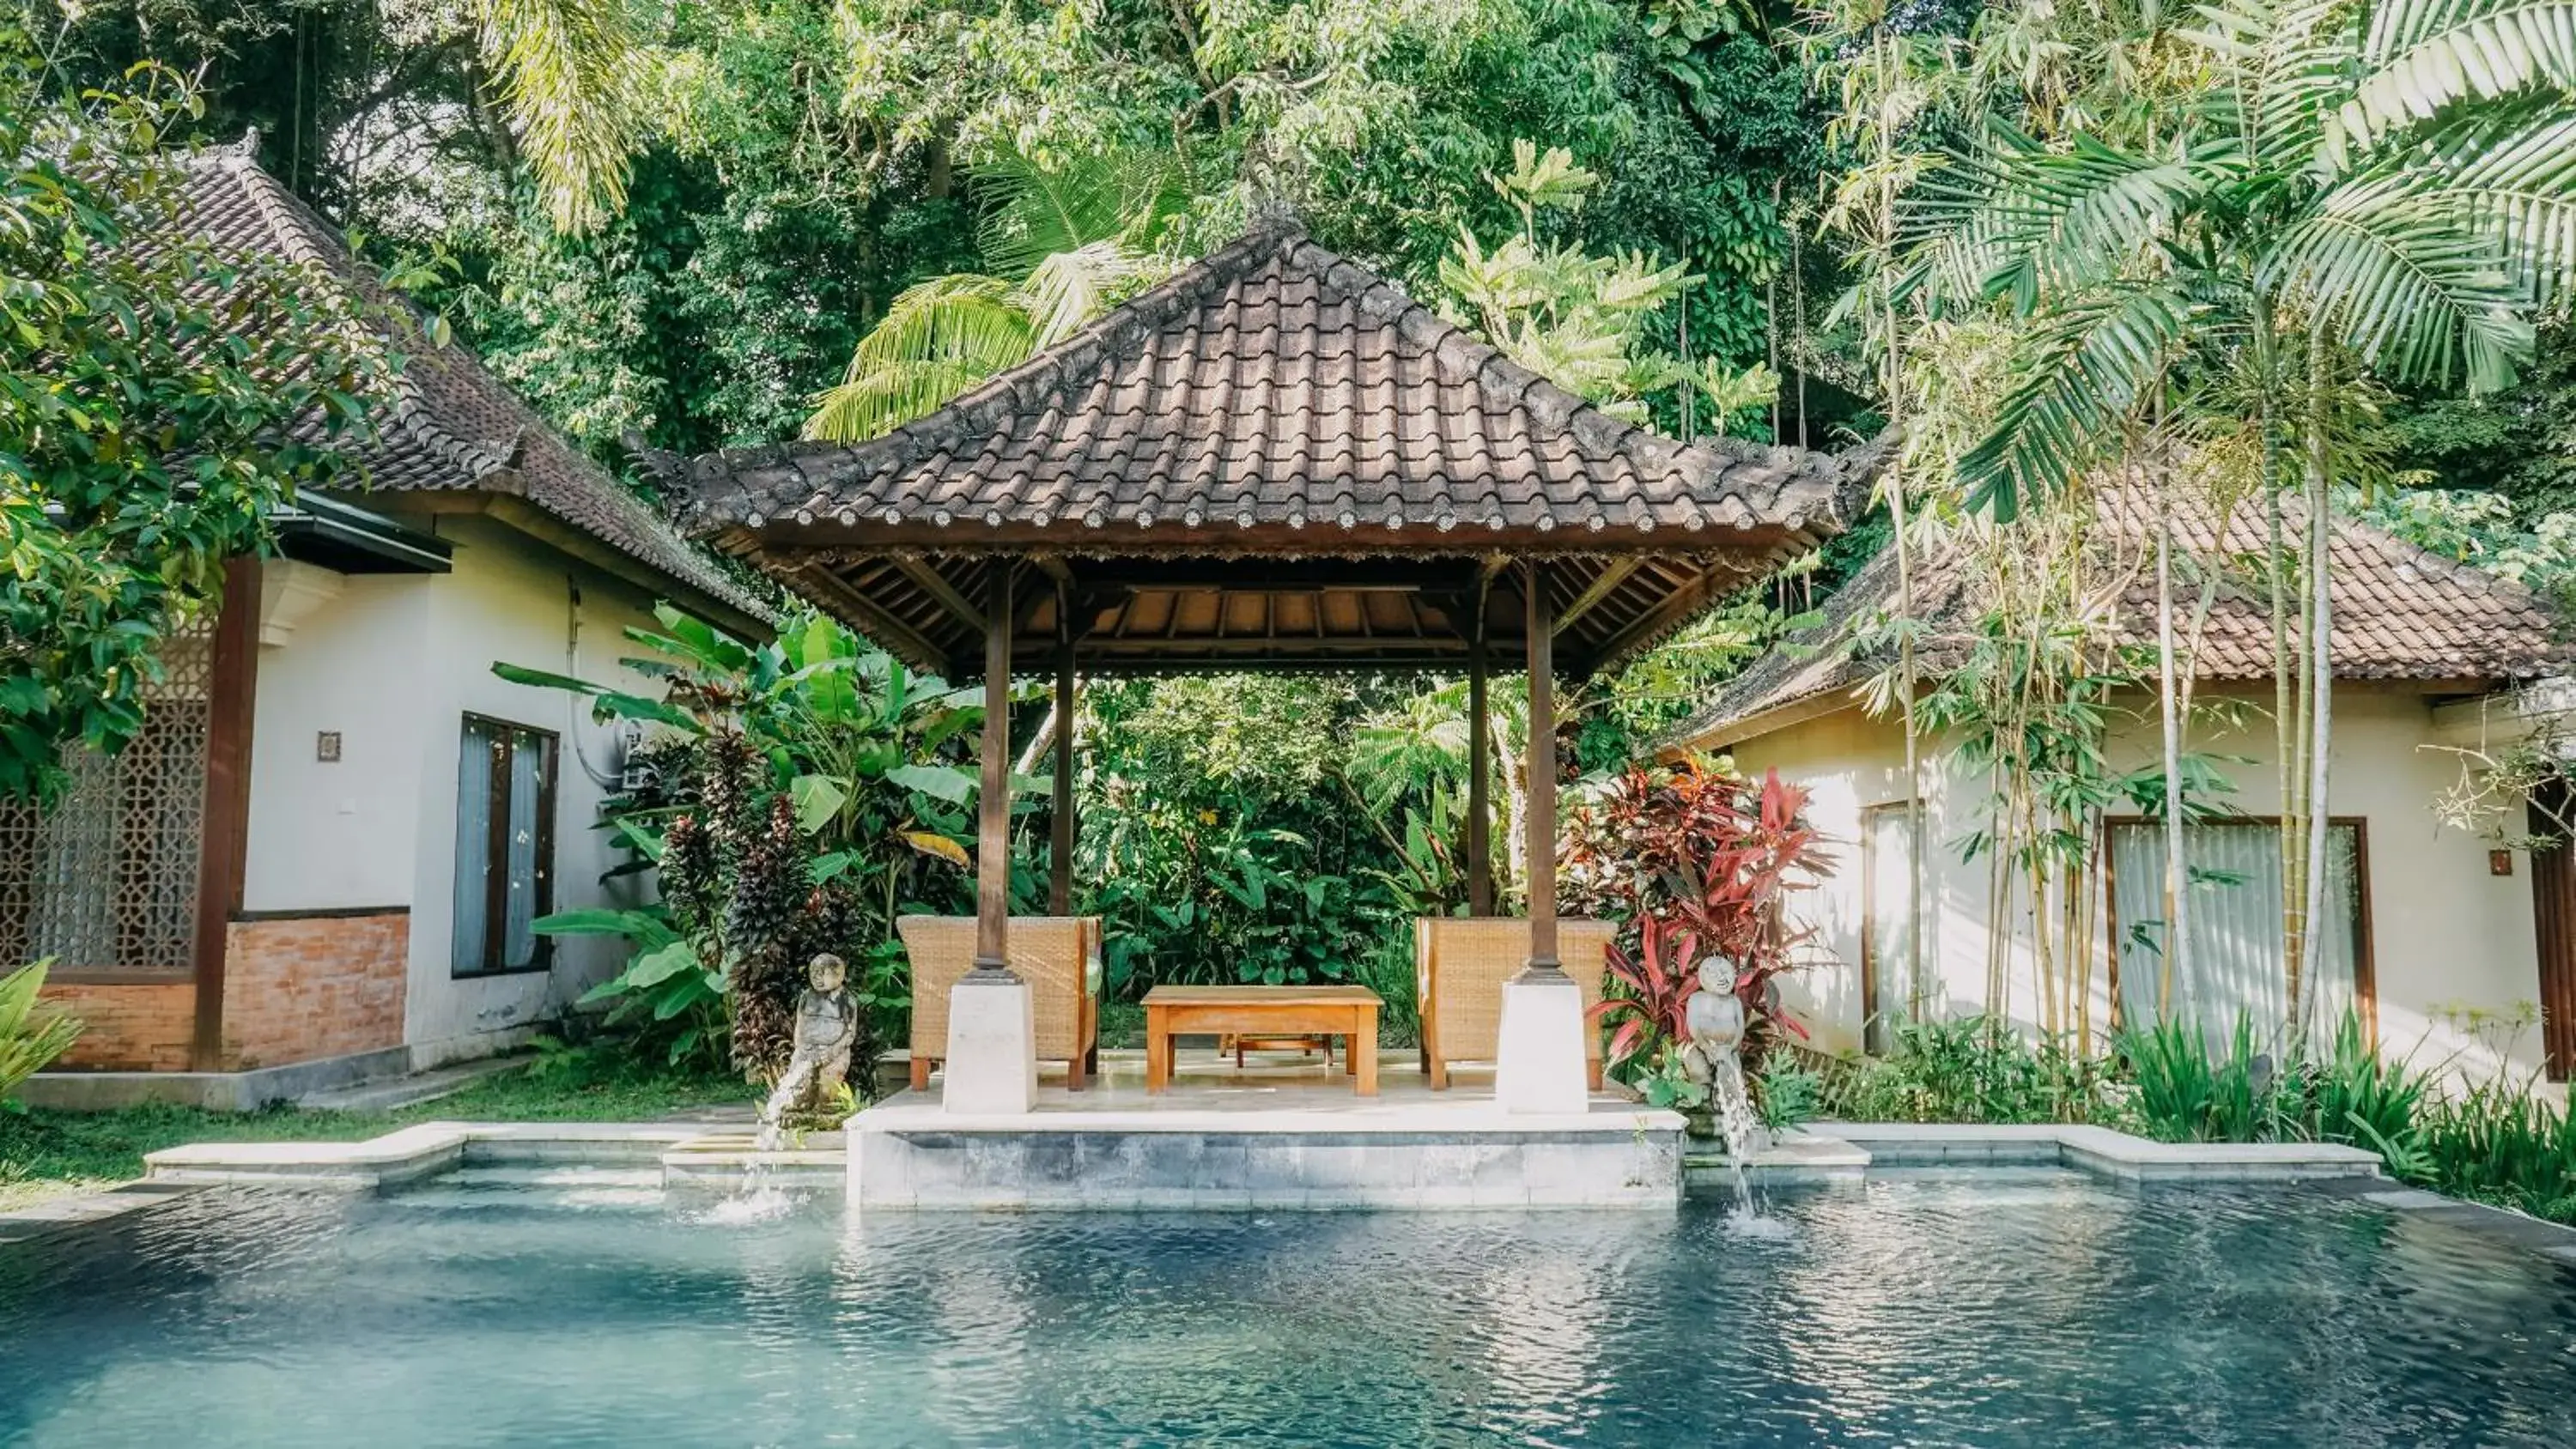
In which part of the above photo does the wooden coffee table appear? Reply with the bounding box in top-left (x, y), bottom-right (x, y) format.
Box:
top-left (1142, 985), bottom-right (1381, 1095)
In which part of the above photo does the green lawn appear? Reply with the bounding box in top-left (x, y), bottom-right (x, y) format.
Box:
top-left (0, 1057), bottom-right (752, 1210)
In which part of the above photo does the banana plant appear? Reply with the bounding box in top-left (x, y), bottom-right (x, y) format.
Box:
top-left (493, 604), bottom-right (1049, 1068)
top-left (0, 961), bottom-right (83, 1106)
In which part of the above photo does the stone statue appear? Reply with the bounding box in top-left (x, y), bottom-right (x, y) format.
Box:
top-left (1679, 957), bottom-right (1747, 1089)
top-left (768, 953), bottom-right (857, 1127)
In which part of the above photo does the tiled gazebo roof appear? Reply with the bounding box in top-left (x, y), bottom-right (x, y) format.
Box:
top-left (665, 216), bottom-right (1876, 678)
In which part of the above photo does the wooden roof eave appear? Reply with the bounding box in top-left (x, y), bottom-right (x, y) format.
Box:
top-left (702, 518), bottom-right (1827, 562)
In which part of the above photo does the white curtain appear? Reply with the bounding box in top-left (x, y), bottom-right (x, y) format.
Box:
top-left (2108, 822), bottom-right (2360, 1046)
top-left (1864, 806), bottom-right (1919, 1054)
top-left (452, 720), bottom-right (496, 973)
top-left (503, 731), bottom-right (544, 969)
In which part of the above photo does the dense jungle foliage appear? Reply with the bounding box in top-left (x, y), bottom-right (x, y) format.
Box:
top-left (21, 1), bottom-right (2576, 1100)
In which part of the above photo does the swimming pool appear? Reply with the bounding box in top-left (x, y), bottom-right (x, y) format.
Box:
top-left (3, 1169), bottom-right (2571, 1446)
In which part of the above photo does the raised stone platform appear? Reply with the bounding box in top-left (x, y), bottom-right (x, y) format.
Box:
top-left (854, 1052), bottom-right (1685, 1210)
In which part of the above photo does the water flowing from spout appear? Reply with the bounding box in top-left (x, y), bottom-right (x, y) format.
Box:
top-left (1708, 1050), bottom-right (1759, 1214)
top-left (699, 1064), bottom-right (810, 1225)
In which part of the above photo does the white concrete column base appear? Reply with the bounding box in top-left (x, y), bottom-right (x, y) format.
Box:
top-left (941, 976), bottom-right (1038, 1114)
top-left (1494, 974), bottom-right (1589, 1115)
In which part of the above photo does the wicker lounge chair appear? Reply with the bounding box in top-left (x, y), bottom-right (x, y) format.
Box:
top-left (901, 915), bottom-right (1103, 1091)
top-left (1415, 917), bottom-right (1615, 1090)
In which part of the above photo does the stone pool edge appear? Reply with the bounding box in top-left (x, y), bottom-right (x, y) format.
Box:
top-left (0, 1119), bottom-right (2549, 1267)
top-left (129, 1117), bottom-right (2390, 1199)
top-left (1718, 1121), bottom-right (2391, 1188)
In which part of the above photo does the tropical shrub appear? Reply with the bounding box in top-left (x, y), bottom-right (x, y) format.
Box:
top-left (1595, 913), bottom-right (1706, 1070)
top-left (2, 38), bottom-right (385, 804)
top-left (0, 963), bottom-right (82, 1106)
top-left (1818, 1016), bottom-right (2110, 1125)
top-left (2412, 1080), bottom-right (2576, 1227)
top-left (2117, 1015), bottom-right (2303, 1144)
top-left (1078, 676), bottom-right (1406, 992)
top-left (1753, 1057), bottom-right (1825, 1132)
top-left (1564, 760), bottom-right (1832, 1063)
top-left (2306, 1011), bottom-right (2431, 1169)
top-left (496, 607), bottom-right (990, 1081)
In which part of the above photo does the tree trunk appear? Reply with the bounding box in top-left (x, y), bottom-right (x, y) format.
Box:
top-left (2156, 488), bottom-right (2186, 1017)
top-left (1873, 25), bottom-right (1929, 1024)
top-left (2295, 335), bottom-right (2336, 1046)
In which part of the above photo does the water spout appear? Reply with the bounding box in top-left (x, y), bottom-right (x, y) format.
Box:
top-left (1683, 959), bottom-right (1769, 1222)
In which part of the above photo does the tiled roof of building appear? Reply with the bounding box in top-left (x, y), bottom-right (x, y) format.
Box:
top-left (1662, 483), bottom-right (2573, 753)
top-left (671, 215), bottom-right (1854, 543)
top-left (178, 146), bottom-right (769, 628)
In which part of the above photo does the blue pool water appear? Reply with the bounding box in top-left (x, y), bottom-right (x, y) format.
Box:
top-left (3, 1169), bottom-right (2573, 1446)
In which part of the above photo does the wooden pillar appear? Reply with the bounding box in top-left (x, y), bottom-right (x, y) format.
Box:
top-left (1521, 561), bottom-right (1562, 979)
top-left (191, 556), bottom-right (261, 1070)
top-left (1466, 589), bottom-right (1492, 917)
top-left (971, 562), bottom-right (1016, 978)
top-left (1049, 583), bottom-right (1075, 917)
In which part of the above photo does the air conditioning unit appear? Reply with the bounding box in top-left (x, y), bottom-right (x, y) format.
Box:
top-left (616, 719), bottom-right (653, 794)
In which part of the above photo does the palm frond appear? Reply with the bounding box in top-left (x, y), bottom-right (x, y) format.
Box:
top-left (2407, 101), bottom-right (2576, 304)
top-left (2185, 0), bottom-right (2359, 177)
top-left (2259, 188), bottom-right (2532, 388)
top-left (1018, 241), bottom-right (1150, 349)
top-left (802, 276), bottom-right (1035, 441)
top-left (1911, 126), bottom-right (2213, 311)
top-left (2346, 0), bottom-right (2576, 143)
top-left (1957, 279), bottom-right (2197, 519)
top-left (475, 0), bottom-right (649, 234)
top-left (975, 148), bottom-right (1188, 279)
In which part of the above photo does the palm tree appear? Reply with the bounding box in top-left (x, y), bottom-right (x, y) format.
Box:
top-left (805, 150), bottom-right (1188, 442)
top-left (1917, 0), bottom-right (2576, 1034)
top-left (472, 0), bottom-right (652, 234)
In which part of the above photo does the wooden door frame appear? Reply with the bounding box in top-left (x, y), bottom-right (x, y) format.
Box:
top-left (189, 557), bottom-right (261, 1070)
top-left (2524, 780), bottom-right (2575, 1082)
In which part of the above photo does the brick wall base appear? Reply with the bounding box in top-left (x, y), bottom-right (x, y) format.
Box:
top-left (37, 981), bottom-right (197, 1071)
top-left (30, 912), bottom-right (410, 1074)
top-left (220, 912), bottom-right (409, 1070)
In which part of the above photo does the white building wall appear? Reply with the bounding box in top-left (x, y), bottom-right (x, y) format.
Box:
top-left (244, 567), bottom-right (437, 912)
top-left (244, 515), bottom-right (673, 1066)
top-left (1719, 683), bottom-right (2554, 1084)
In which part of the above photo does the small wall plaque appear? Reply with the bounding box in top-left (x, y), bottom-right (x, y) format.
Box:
top-left (316, 731), bottom-right (343, 763)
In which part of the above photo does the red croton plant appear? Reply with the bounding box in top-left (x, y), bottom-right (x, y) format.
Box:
top-left (1564, 761), bottom-right (1832, 1070)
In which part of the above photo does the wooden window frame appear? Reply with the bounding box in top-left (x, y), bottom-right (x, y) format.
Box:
top-left (453, 713), bottom-right (559, 979)
top-left (2099, 814), bottom-right (2378, 1042)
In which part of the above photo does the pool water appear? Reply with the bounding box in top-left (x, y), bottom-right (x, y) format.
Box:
top-left (4, 1169), bottom-right (2573, 1446)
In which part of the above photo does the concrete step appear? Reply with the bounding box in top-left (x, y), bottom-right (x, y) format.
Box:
top-left (298, 1057), bottom-right (520, 1113)
top-left (440, 1165), bottom-right (667, 1191)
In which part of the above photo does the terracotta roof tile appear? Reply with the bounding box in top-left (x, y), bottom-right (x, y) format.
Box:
top-left (1663, 483), bottom-right (2573, 751)
top-left (175, 148), bottom-right (769, 627)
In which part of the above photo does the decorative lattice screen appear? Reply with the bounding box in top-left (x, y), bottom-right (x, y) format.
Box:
top-left (0, 613), bottom-right (216, 973)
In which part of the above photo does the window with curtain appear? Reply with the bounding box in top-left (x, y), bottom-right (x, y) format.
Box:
top-left (2106, 820), bottom-right (2366, 1044)
top-left (1862, 802), bottom-right (1922, 1055)
top-left (453, 716), bottom-right (558, 977)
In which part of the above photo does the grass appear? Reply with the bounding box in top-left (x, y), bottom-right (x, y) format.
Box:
top-left (0, 1052), bottom-right (751, 1210)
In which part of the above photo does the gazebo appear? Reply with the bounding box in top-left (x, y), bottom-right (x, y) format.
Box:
top-left (659, 215), bottom-right (1862, 1117)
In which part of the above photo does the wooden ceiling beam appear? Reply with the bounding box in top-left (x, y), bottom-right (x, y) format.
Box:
top-left (788, 561), bottom-right (953, 676)
top-left (1062, 557), bottom-right (1483, 592)
top-left (890, 555), bottom-right (987, 635)
top-left (1573, 561), bottom-right (1755, 678)
top-left (1551, 557), bottom-right (1645, 638)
